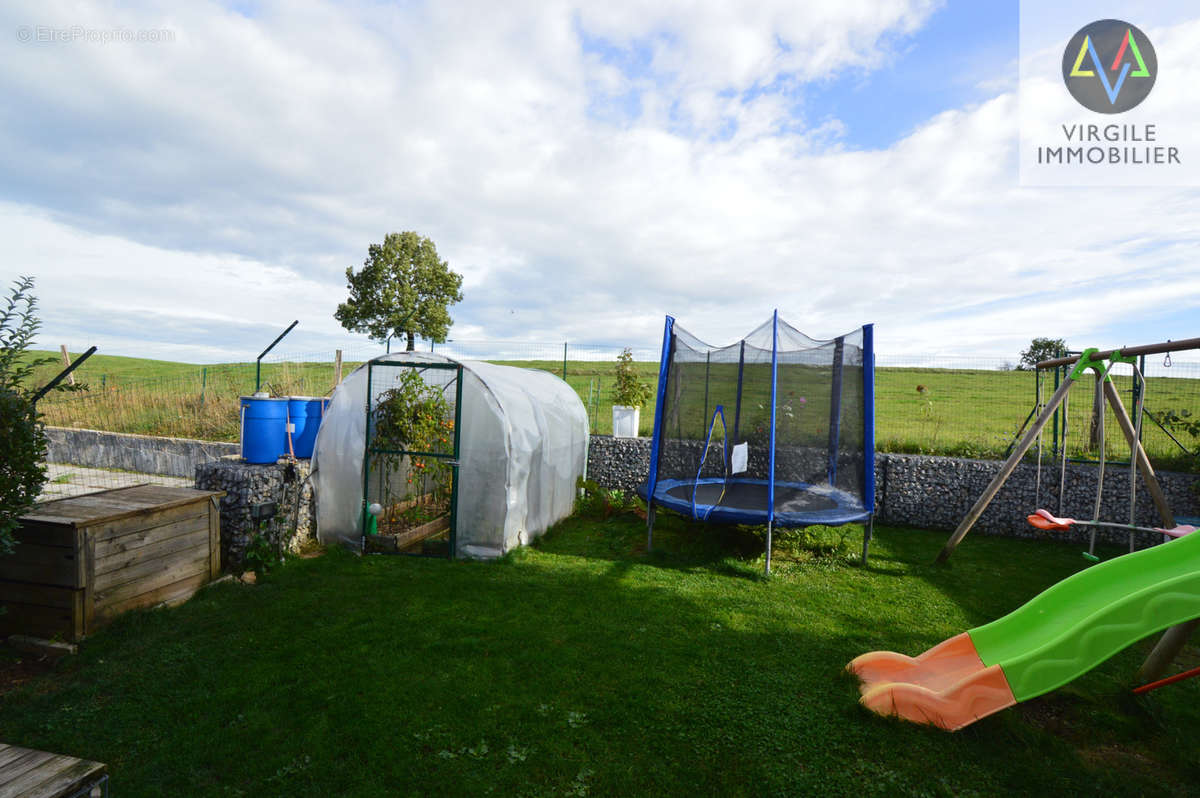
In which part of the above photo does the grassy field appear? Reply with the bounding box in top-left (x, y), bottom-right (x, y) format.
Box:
top-left (1, 511), bottom-right (1198, 795)
top-left (28, 350), bottom-right (1200, 471)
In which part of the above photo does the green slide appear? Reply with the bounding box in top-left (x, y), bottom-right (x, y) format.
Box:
top-left (850, 530), bottom-right (1200, 730)
top-left (971, 529), bottom-right (1200, 701)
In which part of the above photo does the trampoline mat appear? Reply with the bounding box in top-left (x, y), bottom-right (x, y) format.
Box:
top-left (665, 481), bottom-right (839, 514)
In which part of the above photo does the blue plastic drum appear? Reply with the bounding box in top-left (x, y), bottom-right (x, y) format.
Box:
top-left (240, 396), bottom-right (288, 464)
top-left (287, 396), bottom-right (329, 459)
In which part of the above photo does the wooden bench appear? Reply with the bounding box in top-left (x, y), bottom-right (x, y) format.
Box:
top-left (0, 744), bottom-right (107, 798)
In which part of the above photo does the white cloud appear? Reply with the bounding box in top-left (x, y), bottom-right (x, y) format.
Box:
top-left (1, 0), bottom-right (1198, 368)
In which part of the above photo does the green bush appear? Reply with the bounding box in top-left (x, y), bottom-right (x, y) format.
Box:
top-left (0, 277), bottom-right (53, 554)
top-left (613, 348), bottom-right (650, 408)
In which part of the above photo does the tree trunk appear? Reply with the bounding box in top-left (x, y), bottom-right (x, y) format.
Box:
top-left (406, 330), bottom-right (416, 351)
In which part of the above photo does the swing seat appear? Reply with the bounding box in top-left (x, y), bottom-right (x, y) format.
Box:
top-left (1026, 509), bottom-right (1072, 531)
top-left (1026, 509), bottom-right (1197, 540)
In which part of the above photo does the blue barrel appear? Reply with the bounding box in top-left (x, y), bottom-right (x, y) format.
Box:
top-left (287, 396), bottom-right (329, 459)
top-left (240, 396), bottom-right (288, 464)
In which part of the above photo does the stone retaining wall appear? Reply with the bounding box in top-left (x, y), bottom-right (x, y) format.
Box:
top-left (45, 426), bottom-right (238, 478)
top-left (586, 435), bottom-right (1200, 549)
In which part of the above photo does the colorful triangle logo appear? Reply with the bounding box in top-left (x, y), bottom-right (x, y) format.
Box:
top-left (1069, 35), bottom-right (1094, 77)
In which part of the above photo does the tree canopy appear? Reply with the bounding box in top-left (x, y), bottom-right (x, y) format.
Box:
top-left (1018, 337), bottom-right (1068, 370)
top-left (334, 232), bottom-right (464, 350)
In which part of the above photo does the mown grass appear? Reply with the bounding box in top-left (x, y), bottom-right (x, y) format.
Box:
top-left (1, 513), bottom-right (1199, 796)
top-left (28, 351), bottom-right (1200, 471)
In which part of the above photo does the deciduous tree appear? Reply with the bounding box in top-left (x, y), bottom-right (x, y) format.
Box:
top-left (1018, 337), bottom-right (1067, 371)
top-left (335, 232), bottom-right (464, 351)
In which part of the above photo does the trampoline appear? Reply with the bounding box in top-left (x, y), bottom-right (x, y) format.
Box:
top-left (652, 478), bottom-right (871, 527)
top-left (639, 312), bottom-right (875, 572)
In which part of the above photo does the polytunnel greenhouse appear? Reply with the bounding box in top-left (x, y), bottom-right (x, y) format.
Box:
top-left (311, 353), bottom-right (589, 559)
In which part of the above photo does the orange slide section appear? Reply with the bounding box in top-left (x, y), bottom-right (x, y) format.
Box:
top-left (846, 633), bottom-right (1017, 731)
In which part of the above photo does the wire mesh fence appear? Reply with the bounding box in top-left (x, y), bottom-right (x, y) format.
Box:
top-left (879, 363), bottom-right (1198, 469)
top-left (34, 341), bottom-right (1200, 492)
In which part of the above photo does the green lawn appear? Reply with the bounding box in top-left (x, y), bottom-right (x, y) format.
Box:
top-left (2, 512), bottom-right (1198, 796)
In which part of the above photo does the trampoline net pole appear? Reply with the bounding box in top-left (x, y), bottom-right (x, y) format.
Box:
top-left (827, 336), bottom-right (845, 485)
top-left (643, 315), bottom-right (676, 535)
top-left (862, 516), bottom-right (873, 567)
top-left (732, 340), bottom-right (745, 448)
top-left (765, 520), bottom-right (773, 575)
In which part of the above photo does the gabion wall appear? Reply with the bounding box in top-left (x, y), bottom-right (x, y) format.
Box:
top-left (195, 458), bottom-right (316, 571)
top-left (587, 435), bottom-right (1200, 550)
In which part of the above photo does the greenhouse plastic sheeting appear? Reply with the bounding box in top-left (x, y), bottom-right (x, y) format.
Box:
top-left (311, 353), bottom-right (588, 558)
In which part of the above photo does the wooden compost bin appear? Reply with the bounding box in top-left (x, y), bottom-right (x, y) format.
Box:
top-left (0, 485), bottom-right (224, 642)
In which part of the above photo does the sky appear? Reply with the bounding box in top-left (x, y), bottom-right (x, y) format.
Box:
top-left (2, 0), bottom-right (1199, 365)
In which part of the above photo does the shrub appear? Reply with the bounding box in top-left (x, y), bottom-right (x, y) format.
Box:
top-left (613, 348), bottom-right (650, 408)
top-left (0, 277), bottom-right (54, 554)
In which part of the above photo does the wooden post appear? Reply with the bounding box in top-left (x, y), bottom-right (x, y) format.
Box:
top-left (334, 350), bottom-right (343, 386)
top-left (1138, 620), bottom-right (1200, 683)
top-left (936, 376), bottom-right (1076, 563)
top-left (1101, 379), bottom-right (1194, 681)
top-left (1036, 336), bottom-right (1200, 369)
top-left (1101, 380), bottom-right (1174, 527)
top-left (60, 345), bottom-right (75, 386)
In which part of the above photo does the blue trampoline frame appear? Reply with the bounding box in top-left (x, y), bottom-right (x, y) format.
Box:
top-left (641, 312), bottom-right (876, 573)
top-left (649, 477), bottom-right (871, 527)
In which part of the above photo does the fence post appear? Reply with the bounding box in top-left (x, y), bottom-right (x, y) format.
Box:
top-left (562, 343), bottom-right (568, 381)
top-left (1089, 376), bottom-right (1104, 451)
top-left (200, 367), bottom-right (207, 405)
top-left (60, 345), bottom-right (76, 386)
top-left (334, 350), bottom-right (343, 386)
top-left (587, 379), bottom-right (595, 429)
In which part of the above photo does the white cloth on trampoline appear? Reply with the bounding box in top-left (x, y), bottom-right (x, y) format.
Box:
top-left (731, 442), bottom-right (748, 475)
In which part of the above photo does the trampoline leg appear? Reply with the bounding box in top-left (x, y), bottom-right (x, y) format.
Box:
top-left (646, 505), bottom-right (656, 552)
top-left (861, 517), bottom-right (874, 567)
top-left (765, 520), bottom-right (773, 575)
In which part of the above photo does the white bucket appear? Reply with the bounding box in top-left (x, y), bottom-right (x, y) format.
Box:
top-left (612, 405), bottom-right (640, 438)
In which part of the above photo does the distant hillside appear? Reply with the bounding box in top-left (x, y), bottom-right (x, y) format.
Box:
top-left (23, 349), bottom-right (220, 386)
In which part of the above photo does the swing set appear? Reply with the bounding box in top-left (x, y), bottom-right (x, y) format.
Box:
top-left (1019, 347), bottom-right (1197, 560)
top-left (938, 336), bottom-right (1200, 564)
top-left (936, 336), bottom-right (1200, 685)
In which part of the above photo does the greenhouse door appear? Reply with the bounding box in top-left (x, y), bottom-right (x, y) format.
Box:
top-left (361, 361), bottom-right (463, 558)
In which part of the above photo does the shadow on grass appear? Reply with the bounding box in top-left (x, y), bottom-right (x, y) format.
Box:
top-left (536, 509), bottom-right (768, 581)
top-left (2, 518), bottom-right (1198, 796)
top-left (537, 508), bottom-right (880, 584)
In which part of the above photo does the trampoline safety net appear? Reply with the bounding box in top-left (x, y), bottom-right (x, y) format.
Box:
top-left (641, 312), bottom-right (875, 531)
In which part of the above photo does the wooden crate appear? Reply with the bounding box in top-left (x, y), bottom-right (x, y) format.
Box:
top-left (0, 485), bottom-right (224, 642)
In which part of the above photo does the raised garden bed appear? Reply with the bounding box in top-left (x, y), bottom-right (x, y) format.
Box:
top-left (364, 493), bottom-right (450, 555)
top-left (0, 485), bottom-right (224, 641)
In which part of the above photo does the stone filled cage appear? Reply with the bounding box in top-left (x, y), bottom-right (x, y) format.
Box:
top-left (312, 353), bottom-right (588, 558)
